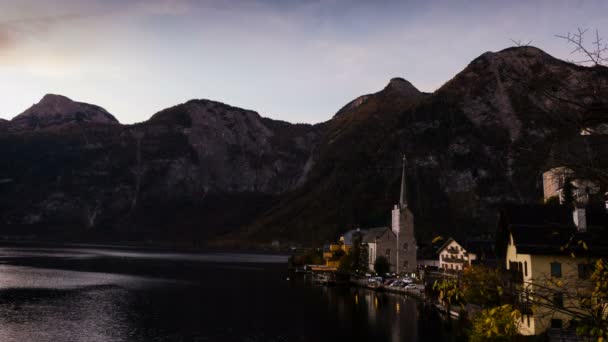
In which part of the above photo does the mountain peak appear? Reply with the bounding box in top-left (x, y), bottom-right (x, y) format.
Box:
top-left (40, 93), bottom-right (72, 103)
top-left (382, 77), bottom-right (422, 98)
top-left (10, 94), bottom-right (119, 131)
top-left (471, 46), bottom-right (558, 69)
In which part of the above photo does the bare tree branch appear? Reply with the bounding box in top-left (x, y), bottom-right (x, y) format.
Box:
top-left (556, 28), bottom-right (608, 66)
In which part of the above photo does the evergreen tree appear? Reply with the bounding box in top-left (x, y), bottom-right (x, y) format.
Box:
top-left (562, 177), bottom-right (575, 208)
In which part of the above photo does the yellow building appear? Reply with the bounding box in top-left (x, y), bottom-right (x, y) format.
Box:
top-left (323, 242), bottom-right (351, 268)
top-left (506, 223), bottom-right (602, 336)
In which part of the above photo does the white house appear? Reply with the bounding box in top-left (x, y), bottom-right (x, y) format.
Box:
top-left (437, 238), bottom-right (476, 271)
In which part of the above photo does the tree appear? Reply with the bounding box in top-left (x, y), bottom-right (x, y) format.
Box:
top-left (562, 177), bottom-right (575, 208)
top-left (374, 256), bottom-right (390, 276)
top-left (337, 251), bottom-right (353, 273)
top-left (461, 265), bottom-right (503, 307)
top-left (576, 259), bottom-right (608, 341)
top-left (432, 278), bottom-right (465, 317)
top-left (556, 28), bottom-right (608, 67)
top-left (469, 304), bottom-right (521, 342)
top-left (348, 231), bottom-right (369, 274)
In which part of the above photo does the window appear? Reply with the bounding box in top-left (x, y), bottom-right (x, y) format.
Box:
top-left (551, 262), bottom-right (562, 278)
top-left (551, 319), bottom-right (563, 329)
top-left (578, 263), bottom-right (593, 279)
top-left (527, 315), bottom-right (530, 327)
top-left (403, 261), bottom-right (408, 269)
top-left (386, 248), bottom-right (391, 255)
top-left (524, 261), bottom-right (528, 277)
top-left (553, 292), bottom-right (564, 308)
top-left (403, 243), bottom-right (408, 251)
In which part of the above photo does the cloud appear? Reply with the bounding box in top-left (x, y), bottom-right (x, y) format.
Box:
top-left (0, 14), bottom-right (87, 52)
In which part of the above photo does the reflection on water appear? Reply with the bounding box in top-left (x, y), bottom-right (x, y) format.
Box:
top-left (0, 245), bottom-right (451, 342)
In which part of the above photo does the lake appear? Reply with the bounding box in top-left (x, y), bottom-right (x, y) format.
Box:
top-left (0, 244), bottom-right (454, 341)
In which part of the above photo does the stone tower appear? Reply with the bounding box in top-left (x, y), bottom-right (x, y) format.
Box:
top-left (391, 155), bottom-right (417, 274)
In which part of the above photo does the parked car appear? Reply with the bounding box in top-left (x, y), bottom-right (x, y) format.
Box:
top-left (403, 283), bottom-right (416, 290)
top-left (402, 278), bottom-right (413, 284)
top-left (368, 277), bottom-right (383, 283)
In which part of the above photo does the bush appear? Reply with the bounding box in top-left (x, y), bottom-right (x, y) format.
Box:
top-left (470, 304), bottom-right (520, 342)
top-left (374, 256), bottom-right (390, 275)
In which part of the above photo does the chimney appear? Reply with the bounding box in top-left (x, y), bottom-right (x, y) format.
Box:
top-left (573, 207), bottom-right (587, 232)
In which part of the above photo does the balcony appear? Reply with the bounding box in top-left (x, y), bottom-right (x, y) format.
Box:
top-left (441, 256), bottom-right (467, 263)
top-left (446, 247), bottom-right (460, 254)
top-left (514, 299), bottom-right (533, 315)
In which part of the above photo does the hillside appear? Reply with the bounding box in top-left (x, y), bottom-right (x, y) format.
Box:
top-left (0, 97), bottom-right (319, 243)
top-left (235, 46), bottom-right (608, 246)
top-left (0, 46), bottom-right (607, 247)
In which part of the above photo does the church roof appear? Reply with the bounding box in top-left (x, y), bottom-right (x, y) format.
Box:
top-left (362, 227), bottom-right (392, 243)
top-left (341, 229), bottom-right (367, 245)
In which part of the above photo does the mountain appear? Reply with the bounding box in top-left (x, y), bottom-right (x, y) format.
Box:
top-left (0, 97), bottom-right (319, 242)
top-left (0, 46), bottom-right (606, 247)
top-left (233, 46), bottom-right (608, 246)
top-left (9, 94), bottom-right (119, 131)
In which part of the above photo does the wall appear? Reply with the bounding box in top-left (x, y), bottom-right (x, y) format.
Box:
top-left (506, 234), bottom-right (594, 336)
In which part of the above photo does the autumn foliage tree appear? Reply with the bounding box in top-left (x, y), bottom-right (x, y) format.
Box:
top-left (461, 265), bottom-right (504, 307)
top-left (469, 304), bottom-right (521, 342)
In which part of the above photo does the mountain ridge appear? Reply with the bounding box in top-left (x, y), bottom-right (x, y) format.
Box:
top-left (1, 46), bottom-right (607, 247)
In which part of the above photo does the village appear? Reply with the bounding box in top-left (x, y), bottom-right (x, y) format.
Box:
top-left (288, 156), bottom-right (608, 341)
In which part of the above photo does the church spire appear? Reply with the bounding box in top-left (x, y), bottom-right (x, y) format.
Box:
top-left (399, 154), bottom-right (407, 208)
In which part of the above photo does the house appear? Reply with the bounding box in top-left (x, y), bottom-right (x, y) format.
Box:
top-left (542, 167), bottom-right (600, 205)
top-left (322, 241), bottom-right (352, 269)
top-left (501, 204), bottom-right (608, 336)
top-left (436, 238), bottom-right (476, 271)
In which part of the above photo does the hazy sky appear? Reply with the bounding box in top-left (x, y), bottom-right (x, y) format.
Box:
top-left (0, 0), bottom-right (606, 124)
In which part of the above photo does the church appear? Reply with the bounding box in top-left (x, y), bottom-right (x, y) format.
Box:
top-left (365, 156), bottom-right (418, 274)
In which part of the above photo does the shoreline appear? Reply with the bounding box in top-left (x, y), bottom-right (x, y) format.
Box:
top-left (0, 239), bottom-right (289, 256)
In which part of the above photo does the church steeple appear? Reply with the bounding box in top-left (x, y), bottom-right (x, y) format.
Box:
top-left (399, 155), bottom-right (407, 208)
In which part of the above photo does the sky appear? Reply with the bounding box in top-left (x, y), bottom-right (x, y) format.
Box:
top-left (0, 0), bottom-right (607, 124)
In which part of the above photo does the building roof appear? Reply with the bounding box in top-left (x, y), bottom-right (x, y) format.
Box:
top-left (436, 238), bottom-right (460, 254)
top-left (464, 238), bottom-right (497, 260)
top-left (341, 229), bottom-right (367, 245)
top-left (509, 224), bottom-right (608, 257)
top-left (362, 227), bottom-right (391, 243)
top-left (496, 203), bottom-right (608, 258)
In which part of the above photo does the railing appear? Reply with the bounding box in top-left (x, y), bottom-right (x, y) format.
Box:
top-left (446, 247), bottom-right (460, 254)
top-left (441, 257), bottom-right (467, 263)
top-left (514, 299), bottom-right (533, 315)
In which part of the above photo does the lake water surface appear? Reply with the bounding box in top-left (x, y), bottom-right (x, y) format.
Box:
top-left (0, 244), bottom-right (453, 341)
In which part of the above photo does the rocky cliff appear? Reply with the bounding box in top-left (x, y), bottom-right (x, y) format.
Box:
top-left (0, 97), bottom-right (319, 242)
top-left (238, 46), bottom-right (608, 246)
top-left (10, 94), bottom-right (119, 131)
